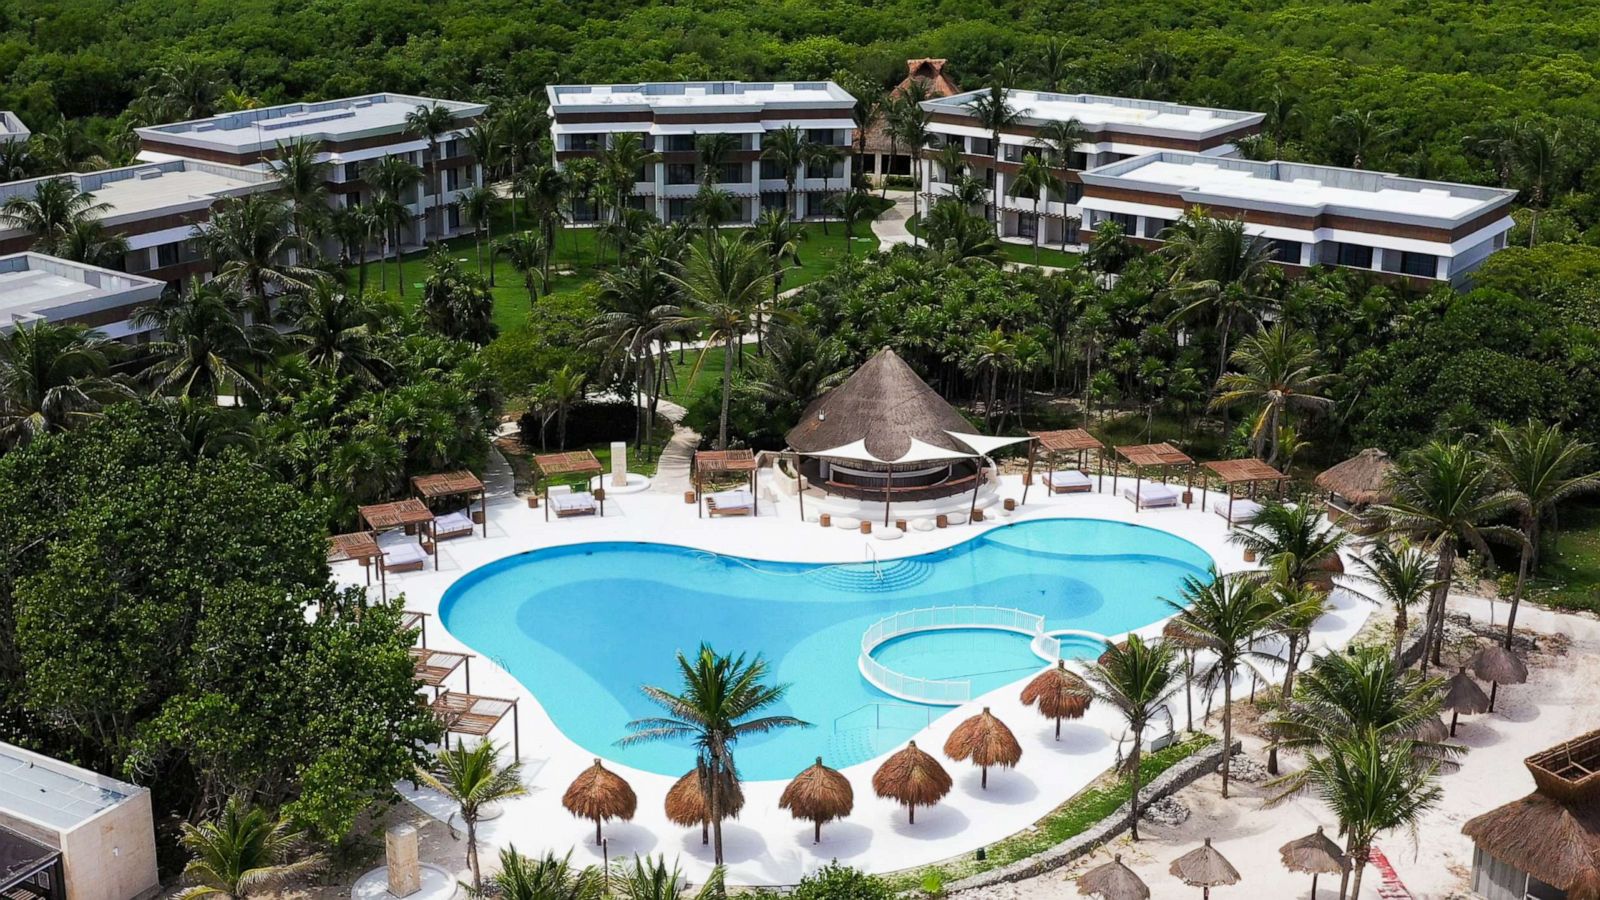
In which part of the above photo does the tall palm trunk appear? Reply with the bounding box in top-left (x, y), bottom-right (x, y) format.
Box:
top-left (1221, 677), bottom-right (1234, 798)
top-left (718, 332), bottom-right (735, 449)
top-left (1128, 736), bottom-right (1146, 841)
top-left (1267, 635), bottom-right (1300, 776)
top-left (1419, 541), bottom-right (1456, 671)
top-left (466, 817), bottom-right (481, 891)
top-left (1505, 519), bottom-right (1536, 648)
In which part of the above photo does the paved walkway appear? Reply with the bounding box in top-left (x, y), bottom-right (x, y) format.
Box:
top-left (648, 398), bottom-right (697, 494)
top-left (871, 190), bottom-right (918, 248)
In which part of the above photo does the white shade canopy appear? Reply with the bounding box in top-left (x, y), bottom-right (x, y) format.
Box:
top-left (802, 439), bottom-right (887, 466)
top-left (895, 437), bottom-right (978, 465)
top-left (945, 431), bottom-right (1035, 457)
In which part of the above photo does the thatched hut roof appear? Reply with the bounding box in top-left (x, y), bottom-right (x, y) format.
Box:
top-left (780, 757), bottom-right (854, 843)
top-left (1571, 867), bottom-right (1600, 900)
top-left (863, 60), bottom-right (963, 155)
top-left (562, 758), bottom-right (637, 842)
top-left (786, 348), bottom-right (977, 462)
top-left (1415, 715), bottom-right (1451, 744)
top-left (1315, 448), bottom-right (1395, 507)
top-left (872, 741), bottom-right (952, 823)
top-left (1021, 660), bottom-right (1093, 728)
top-left (1463, 792), bottom-right (1600, 890)
top-left (1470, 643), bottom-right (1530, 685)
top-left (664, 764), bottom-right (744, 829)
top-left (1443, 667), bottom-right (1491, 715)
top-left (1279, 826), bottom-right (1348, 876)
top-left (944, 707), bottom-right (1022, 788)
top-left (1169, 839), bottom-right (1241, 888)
top-left (1076, 854), bottom-right (1150, 900)
top-left (1162, 616), bottom-right (1214, 651)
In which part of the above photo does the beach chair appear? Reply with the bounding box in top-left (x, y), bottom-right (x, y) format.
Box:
top-left (706, 488), bottom-right (755, 517)
top-left (1122, 481), bottom-right (1180, 509)
top-left (549, 485), bottom-right (599, 518)
top-left (433, 509), bottom-right (476, 540)
top-left (1214, 496), bottom-right (1264, 526)
top-left (383, 540), bottom-right (429, 573)
top-left (1044, 470), bottom-right (1093, 494)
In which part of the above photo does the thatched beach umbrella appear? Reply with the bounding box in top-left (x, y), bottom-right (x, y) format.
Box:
top-left (872, 741), bottom-right (952, 824)
top-left (1169, 839), bottom-right (1241, 899)
top-left (1469, 643), bottom-right (1529, 713)
top-left (1315, 448), bottom-right (1395, 511)
top-left (944, 707), bottom-right (1022, 789)
top-left (1442, 666), bottom-right (1491, 737)
top-left (1021, 660), bottom-right (1093, 739)
top-left (1279, 826), bottom-right (1347, 899)
top-left (665, 762), bottom-right (744, 845)
top-left (1310, 552), bottom-right (1345, 593)
top-left (562, 758), bottom-right (637, 844)
top-left (779, 757), bottom-right (854, 843)
top-left (1077, 854), bottom-right (1150, 900)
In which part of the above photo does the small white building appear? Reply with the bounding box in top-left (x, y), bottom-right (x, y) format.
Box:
top-left (919, 90), bottom-right (1264, 247)
top-left (0, 111), bottom-right (30, 145)
top-left (0, 742), bottom-right (158, 900)
top-left (546, 81), bottom-right (857, 224)
top-left (1077, 152), bottom-right (1517, 286)
top-left (135, 93), bottom-right (488, 249)
top-left (0, 253), bottom-right (166, 341)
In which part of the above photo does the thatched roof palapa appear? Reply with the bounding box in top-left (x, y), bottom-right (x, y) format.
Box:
top-left (1470, 643), bottom-right (1529, 686)
top-left (664, 763), bottom-right (744, 844)
top-left (1463, 792), bottom-right (1600, 891)
top-left (1279, 826), bottom-right (1347, 899)
top-left (1169, 838), bottom-right (1241, 891)
top-left (786, 348), bottom-right (977, 463)
top-left (1443, 667), bottom-right (1491, 736)
top-left (1021, 660), bottom-right (1093, 739)
top-left (1315, 448), bottom-right (1395, 507)
top-left (562, 758), bottom-right (637, 844)
top-left (863, 60), bottom-right (962, 156)
top-left (1571, 867), bottom-right (1600, 900)
top-left (779, 757), bottom-right (854, 844)
top-left (1077, 854), bottom-right (1150, 900)
top-left (944, 707), bottom-right (1022, 789)
top-left (872, 741), bottom-right (952, 824)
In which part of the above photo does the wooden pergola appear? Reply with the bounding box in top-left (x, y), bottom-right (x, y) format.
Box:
top-left (1112, 442), bottom-right (1196, 512)
top-left (400, 610), bottom-right (430, 647)
top-left (534, 451), bottom-right (606, 521)
top-left (410, 647), bottom-right (473, 695)
top-left (328, 530), bottom-right (391, 602)
top-left (1022, 428), bottom-right (1106, 504)
top-left (432, 690), bottom-right (521, 759)
top-left (693, 449), bottom-right (758, 518)
top-left (412, 471), bottom-right (488, 539)
top-left (1204, 458), bottom-right (1290, 522)
top-left (359, 499), bottom-right (439, 569)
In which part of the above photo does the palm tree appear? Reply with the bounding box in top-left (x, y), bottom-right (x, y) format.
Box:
top-left (1083, 634), bottom-right (1180, 841)
top-left (133, 281), bottom-right (265, 401)
top-left (621, 645), bottom-right (810, 864)
top-left (1083, 219), bottom-right (1136, 277)
top-left (695, 131), bottom-right (740, 188)
top-left (498, 231), bottom-right (547, 307)
top-left (194, 193), bottom-right (322, 319)
top-left (406, 102), bottom-right (459, 239)
top-left (1039, 36), bottom-right (1069, 91)
top-left (894, 99), bottom-right (934, 245)
top-left (1007, 152), bottom-right (1059, 265)
top-left (522, 163), bottom-right (567, 287)
top-left (968, 329), bottom-right (1016, 430)
top-left (541, 364), bottom-right (586, 449)
top-left (459, 185), bottom-right (499, 275)
top-left (413, 742), bottom-right (526, 892)
top-left (52, 218), bottom-right (130, 268)
top-left (1166, 572), bottom-right (1280, 798)
top-left (0, 320), bottom-right (127, 449)
top-left (1230, 500), bottom-right (1349, 589)
top-left (599, 132), bottom-right (660, 224)
top-left (1375, 441), bottom-right (1516, 670)
top-left (0, 177), bottom-right (111, 254)
top-left (669, 234), bottom-right (772, 448)
top-left (1510, 120), bottom-right (1561, 247)
top-left (1163, 209), bottom-right (1278, 381)
top-left (1330, 108), bottom-right (1395, 169)
top-left (591, 259), bottom-right (680, 446)
top-left (270, 138), bottom-right (330, 254)
top-left (140, 59), bottom-right (222, 122)
top-left (923, 201), bottom-right (1002, 267)
top-left (175, 798), bottom-right (323, 900)
top-left (284, 283), bottom-right (387, 385)
top-left (803, 143), bottom-right (844, 234)
top-left (1489, 420), bottom-right (1600, 646)
top-left (367, 155), bottom-right (425, 296)
top-left (1038, 118), bottom-right (1089, 250)
top-left (962, 84), bottom-right (1020, 235)
top-left (488, 849), bottom-right (601, 900)
top-left (827, 191), bottom-right (874, 280)
top-left (1346, 539), bottom-right (1443, 668)
top-left (1262, 85), bottom-right (1298, 149)
top-left (1212, 324), bottom-right (1333, 464)
top-left (761, 124), bottom-right (809, 217)
top-left (1255, 572), bottom-right (1336, 775)
top-left (616, 855), bottom-right (725, 900)
top-left (749, 209), bottom-right (804, 352)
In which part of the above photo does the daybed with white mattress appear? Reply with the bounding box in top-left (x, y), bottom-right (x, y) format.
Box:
top-left (383, 540), bottom-right (429, 573)
top-left (706, 488), bottom-right (754, 517)
top-left (1043, 469), bottom-right (1093, 494)
top-left (1121, 481), bottom-right (1180, 509)
top-left (1213, 496), bottom-right (1264, 525)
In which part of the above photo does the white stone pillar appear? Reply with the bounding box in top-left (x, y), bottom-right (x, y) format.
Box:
top-left (611, 441), bottom-right (628, 487)
top-left (385, 824), bottom-right (421, 897)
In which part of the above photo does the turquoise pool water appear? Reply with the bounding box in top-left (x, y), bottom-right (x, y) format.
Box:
top-left (439, 518), bottom-right (1212, 779)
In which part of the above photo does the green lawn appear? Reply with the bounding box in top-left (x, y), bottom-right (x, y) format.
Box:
top-left (1530, 503), bottom-right (1600, 614)
top-left (906, 213), bottom-right (1084, 269)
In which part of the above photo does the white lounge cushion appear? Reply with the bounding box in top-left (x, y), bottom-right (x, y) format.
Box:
top-left (833, 516), bottom-right (861, 530)
top-left (708, 489), bottom-right (754, 509)
top-left (1122, 481), bottom-right (1180, 508)
top-left (551, 491), bottom-right (597, 512)
top-left (384, 542), bottom-right (428, 567)
top-left (435, 511), bottom-right (474, 533)
top-left (1215, 497), bottom-right (1264, 523)
top-left (1045, 470), bottom-right (1092, 490)
top-left (946, 511), bottom-right (969, 525)
top-left (547, 484), bottom-right (572, 496)
top-left (911, 518), bottom-right (936, 532)
top-left (874, 527), bottom-right (905, 541)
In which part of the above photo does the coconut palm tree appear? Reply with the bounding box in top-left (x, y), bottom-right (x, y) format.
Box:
top-left (366, 155), bottom-right (425, 296)
top-left (1374, 441), bottom-right (1516, 670)
top-left (827, 190), bottom-right (874, 281)
top-left (413, 741), bottom-right (526, 892)
top-left (893, 98), bottom-right (935, 245)
top-left (52, 218), bottom-right (130, 269)
top-left (133, 280), bottom-right (265, 402)
top-left (540, 364), bottom-right (586, 450)
top-left (175, 798), bottom-right (323, 900)
top-left (616, 855), bottom-right (725, 900)
top-left (459, 185), bottom-right (499, 275)
top-left (923, 201), bottom-right (1002, 268)
top-left (488, 848), bottom-right (601, 900)
top-left (140, 59), bottom-right (222, 122)
top-left (1211, 324), bottom-right (1334, 464)
top-left (1083, 218), bottom-right (1137, 277)
top-left (498, 231), bottom-right (547, 306)
top-left (803, 143), bottom-right (844, 234)
top-left (669, 233), bottom-right (772, 448)
top-left (1345, 539), bottom-right (1444, 668)
top-left (1330, 108), bottom-right (1395, 169)
top-left (193, 193), bottom-right (322, 319)
top-left (962, 83), bottom-right (1020, 235)
top-left (0, 320), bottom-right (127, 449)
top-left (1083, 634), bottom-right (1181, 840)
top-left (1007, 152), bottom-right (1060, 265)
top-left (1510, 120), bottom-right (1561, 247)
top-left (621, 645), bottom-right (810, 864)
top-left (1164, 211), bottom-right (1279, 383)
top-left (760, 124), bottom-right (808, 217)
top-left (1166, 572), bottom-right (1280, 797)
top-left (270, 138), bottom-right (330, 253)
top-left (599, 131), bottom-right (659, 223)
top-left (1230, 500), bottom-right (1349, 589)
top-left (283, 283), bottom-right (388, 385)
top-left (406, 102), bottom-right (459, 239)
top-left (749, 209), bottom-right (804, 352)
top-left (1488, 421), bottom-right (1600, 647)
top-left (520, 162), bottom-right (567, 286)
top-left (1256, 572), bottom-right (1336, 775)
top-left (0, 176), bottom-right (111, 254)
top-left (592, 258), bottom-right (680, 445)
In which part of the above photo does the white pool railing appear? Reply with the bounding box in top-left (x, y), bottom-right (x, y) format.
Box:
top-left (858, 605), bottom-right (1055, 706)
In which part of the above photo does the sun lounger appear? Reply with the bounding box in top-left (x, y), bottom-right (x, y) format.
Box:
top-left (1122, 481), bottom-right (1180, 509)
top-left (383, 541), bottom-right (429, 573)
top-left (550, 490), bottom-right (599, 518)
top-left (1044, 470), bottom-right (1094, 494)
top-left (1214, 496), bottom-right (1264, 525)
top-left (706, 489), bottom-right (754, 517)
top-left (434, 510), bottom-right (475, 540)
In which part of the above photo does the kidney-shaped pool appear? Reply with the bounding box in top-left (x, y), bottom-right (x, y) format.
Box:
top-left (439, 518), bottom-right (1212, 780)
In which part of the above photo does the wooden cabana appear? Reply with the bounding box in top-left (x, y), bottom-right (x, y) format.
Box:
top-left (1315, 448), bottom-right (1395, 518)
top-left (693, 449), bottom-right (758, 518)
top-left (412, 471), bottom-right (488, 539)
top-left (359, 499), bottom-right (438, 570)
top-left (1023, 429), bottom-right (1105, 503)
top-left (329, 529), bottom-right (383, 586)
top-left (410, 647), bottom-right (473, 695)
top-left (1112, 443), bottom-right (1195, 512)
top-left (534, 451), bottom-right (606, 521)
top-left (1463, 729), bottom-right (1600, 899)
top-left (1203, 458), bottom-right (1289, 524)
top-left (432, 690), bottom-right (520, 760)
top-left (400, 610), bottom-right (430, 647)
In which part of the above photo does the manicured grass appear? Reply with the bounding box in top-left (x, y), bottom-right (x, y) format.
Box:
top-left (884, 734), bottom-right (1216, 890)
top-left (1529, 503), bottom-right (1600, 614)
top-left (906, 214), bottom-right (1085, 269)
top-left (664, 344), bottom-right (728, 404)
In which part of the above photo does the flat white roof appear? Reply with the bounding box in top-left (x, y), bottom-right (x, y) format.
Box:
top-left (136, 93), bottom-right (485, 154)
top-left (925, 90), bottom-right (1262, 137)
top-left (0, 254), bottom-right (164, 326)
top-left (548, 81), bottom-right (855, 112)
top-left (0, 741), bottom-right (143, 832)
top-left (0, 112), bottom-right (28, 144)
top-left (1081, 152), bottom-right (1516, 225)
top-left (0, 160), bottom-right (271, 226)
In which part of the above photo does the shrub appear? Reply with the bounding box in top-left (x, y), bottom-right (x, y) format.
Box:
top-left (792, 864), bottom-right (893, 900)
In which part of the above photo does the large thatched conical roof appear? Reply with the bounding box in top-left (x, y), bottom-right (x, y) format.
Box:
top-left (1279, 826), bottom-right (1348, 876)
top-left (1315, 448), bottom-right (1395, 507)
top-left (785, 348), bottom-right (977, 461)
top-left (944, 707), bottom-right (1022, 789)
top-left (562, 758), bottom-right (637, 844)
top-left (779, 757), bottom-right (854, 843)
top-left (1169, 839), bottom-right (1241, 888)
top-left (1021, 660), bottom-right (1093, 739)
top-left (1464, 792), bottom-right (1600, 891)
top-left (872, 740), bottom-right (953, 824)
top-left (1077, 854), bottom-right (1149, 900)
top-left (1470, 643), bottom-right (1529, 685)
top-left (664, 763), bottom-right (744, 838)
top-left (1443, 667), bottom-right (1491, 715)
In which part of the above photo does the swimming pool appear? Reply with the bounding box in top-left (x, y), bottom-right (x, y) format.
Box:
top-left (439, 518), bottom-right (1213, 780)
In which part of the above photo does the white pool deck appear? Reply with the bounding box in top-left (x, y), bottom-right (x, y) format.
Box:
top-left (336, 460), bottom-right (1372, 886)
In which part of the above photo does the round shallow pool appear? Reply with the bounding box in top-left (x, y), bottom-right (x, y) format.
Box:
top-left (439, 518), bottom-right (1211, 779)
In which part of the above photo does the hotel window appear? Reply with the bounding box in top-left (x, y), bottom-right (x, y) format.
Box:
top-left (667, 198), bottom-right (692, 222)
top-left (715, 162), bottom-right (744, 184)
top-left (806, 128), bottom-right (843, 146)
top-left (1109, 212), bottom-right (1138, 233)
top-left (759, 159), bottom-right (786, 180)
top-left (1143, 218), bottom-right (1172, 239)
top-left (970, 137), bottom-right (995, 157)
top-left (1061, 182), bottom-right (1083, 204)
top-left (156, 242), bottom-right (180, 269)
top-left (1002, 144), bottom-right (1030, 163)
top-left (807, 160), bottom-right (838, 180)
top-left (568, 133), bottom-right (601, 152)
top-left (1273, 239), bottom-right (1302, 264)
top-left (1336, 242), bottom-right (1374, 269)
top-left (760, 192), bottom-right (786, 212)
top-left (1068, 151), bottom-right (1089, 170)
top-left (665, 135), bottom-right (696, 152)
top-left (343, 160), bottom-right (361, 182)
top-left (1399, 251), bottom-right (1438, 278)
top-left (1016, 213), bottom-right (1038, 239)
top-left (666, 163), bottom-right (696, 185)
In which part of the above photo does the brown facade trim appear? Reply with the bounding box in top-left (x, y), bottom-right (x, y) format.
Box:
top-left (554, 107), bottom-right (851, 126)
top-left (60, 301), bottom-right (153, 329)
top-left (930, 112), bottom-right (1257, 152)
top-left (1102, 233), bottom-right (1440, 287)
top-left (138, 117), bottom-right (480, 165)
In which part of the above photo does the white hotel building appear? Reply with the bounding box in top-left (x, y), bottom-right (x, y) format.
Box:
top-left (919, 90), bottom-right (1264, 247)
top-left (1077, 153), bottom-right (1517, 286)
top-left (0, 111), bottom-right (29, 145)
top-left (546, 81), bottom-right (856, 224)
top-left (0, 252), bottom-right (166, 341)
